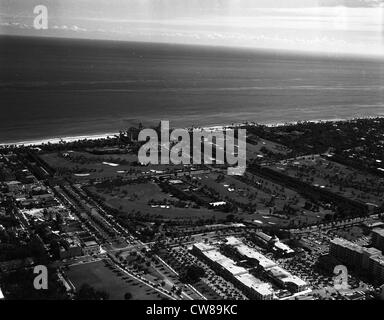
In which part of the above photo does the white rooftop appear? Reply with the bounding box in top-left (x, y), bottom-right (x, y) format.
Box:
top-left (193, 242), bottom-right (215, 252)
top-left (235, 273), bottom-right (273, 297)
top-left (275, 241), bottom-right (294, 254)
top-left (226, 236), bottom-right (276, 269)
top-left (370, 254), bottom-right (384, 266)
top-left (331, 238), bottom-right (364, 253)
top-left (6, 180), bottom-right (21, 185)
top-left (269, 266), bottom-right (307, 287)
top-left (194, 241), bottom-right (273, 297)
top-left (226, 237), bottom-right (307, 288)
top-left (217, 257), bottom-right (248, 276)
top-left (226, 236), bottom-right (243, 246)
top-left (372, 228), bottom-right (384, 237)
top-left (84, 240), bottom-right (98, 247)
top-left (209, 201), bottom-right (227, 207)
top-left (201, 249), bottom-right (248, 276)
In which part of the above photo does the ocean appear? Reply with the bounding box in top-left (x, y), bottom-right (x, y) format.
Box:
top-left (0, 35), bottom-right (383, 144)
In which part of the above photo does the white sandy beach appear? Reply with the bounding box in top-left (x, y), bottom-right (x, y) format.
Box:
top-left (0, 132), bottom-right (119, 147)
top-left (1, 116), bottom-right (383, 148)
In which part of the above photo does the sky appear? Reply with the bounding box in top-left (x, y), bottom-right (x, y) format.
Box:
top-left (1, 0), bottom-right (384, 57)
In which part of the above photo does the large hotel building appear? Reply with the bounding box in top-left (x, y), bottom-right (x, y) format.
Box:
top-left (330, 232), bottom-right (384, 285)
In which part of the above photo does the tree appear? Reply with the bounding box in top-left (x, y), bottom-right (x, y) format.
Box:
top-left (124, 292), bottom-right (133, 300)
top-left (74, 283), bottom-right (109, 300)
top-left (180, 265), bottom-right (206, 284)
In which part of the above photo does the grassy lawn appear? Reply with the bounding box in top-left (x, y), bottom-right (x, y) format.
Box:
top-left (40, 152), bottom-right (140, 180)
top-left (88, 181), bottom-right (230, 221)
top-left (40, 151), bottom-right (184, 181)
top-left (246, 136), bottom-right (291, 159)
top-left (268, 156), bottom-right (384, 207)
top-left (95, 182), bottom-right (173, 203)
top-left (195, 172), bottom-right (333, 226)
top-left (66, 259), bottom-right (165, 300)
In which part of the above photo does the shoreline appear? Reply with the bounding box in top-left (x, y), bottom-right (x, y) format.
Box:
top-left (1, 115), bottom-right (383, 148)
top-left (0, 132), bottom-right (120, 148)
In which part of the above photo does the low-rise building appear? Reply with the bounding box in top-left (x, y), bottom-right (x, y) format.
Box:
top-left (267, 266), bottom-right (307, 293)
top-left (82, 240), bottom-right (100, 256)
top-left (363, 221), bottom-right (384, 230)
top-left (253, 232), bottom-right (295, 256)
top-left (192, 243), bottom-right (273, 300)
top-left (235, 273), bottom-right (273, 300)
top-left (6, 180), bottom-right (21, 192)
top-left (59, 237), bottom-right (83, 259)
top-left (224, 236), bottom-right (306, 293)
